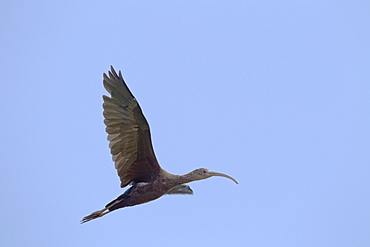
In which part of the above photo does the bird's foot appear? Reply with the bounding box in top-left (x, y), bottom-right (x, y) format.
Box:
top-left (81, 209), bottom-right (108, 224)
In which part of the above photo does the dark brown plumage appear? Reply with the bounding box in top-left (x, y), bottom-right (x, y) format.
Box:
top-left (81, 66), bottom-right (238, 223)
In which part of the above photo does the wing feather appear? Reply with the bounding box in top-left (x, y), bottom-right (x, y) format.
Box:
top-left (102, 66), bottom-right (160, 188)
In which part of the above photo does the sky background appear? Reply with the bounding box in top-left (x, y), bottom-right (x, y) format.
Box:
top-left (1, 1), bottom-right (369, 246)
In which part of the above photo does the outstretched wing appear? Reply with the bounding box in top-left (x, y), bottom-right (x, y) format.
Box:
top-left (166, 185), bottom-right (194, 195)
top-left (102, 66), bottom-right (160, 188)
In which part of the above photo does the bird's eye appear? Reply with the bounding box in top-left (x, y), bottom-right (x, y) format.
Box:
top-left (203, 170), bottom-right (206, 173)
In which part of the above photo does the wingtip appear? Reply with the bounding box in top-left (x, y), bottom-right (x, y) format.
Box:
top-left (110, 66), bottom-right (119, 78)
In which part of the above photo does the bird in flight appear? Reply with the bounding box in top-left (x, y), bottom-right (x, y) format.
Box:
top-left (81, 66), bottom-right (238, 223)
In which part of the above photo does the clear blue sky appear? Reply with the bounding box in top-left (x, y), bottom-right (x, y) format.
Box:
top-left (1, 1), bottom-right (369, 246)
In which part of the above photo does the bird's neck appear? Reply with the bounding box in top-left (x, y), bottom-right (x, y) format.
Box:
top-left (161, 170), bottom-right (197, 186)
top-left (176, 171), bottom-right (199, 185)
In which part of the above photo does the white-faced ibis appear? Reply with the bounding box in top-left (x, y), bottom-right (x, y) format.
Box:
top-left (81, 66), bottom-right (238, 223)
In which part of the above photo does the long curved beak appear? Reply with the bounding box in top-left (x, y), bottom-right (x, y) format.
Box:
top-left (209, 171), bottom-right (239, 184)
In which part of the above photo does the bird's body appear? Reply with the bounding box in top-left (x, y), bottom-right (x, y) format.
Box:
top-left (105, 170), bottom-right (187, 211)
top-left (81, 67), bottom-right (238, 223)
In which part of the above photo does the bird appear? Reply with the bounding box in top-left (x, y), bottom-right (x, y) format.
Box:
top-left (81, 66), bottom-right (238, 223)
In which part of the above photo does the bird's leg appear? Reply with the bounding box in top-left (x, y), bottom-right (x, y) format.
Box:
top-left (80, 199), bottom-right (123, 224)
top-left (80, 209), bottom-right (108, 223)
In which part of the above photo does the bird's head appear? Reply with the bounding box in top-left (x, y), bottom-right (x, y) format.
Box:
top-left (190, 168), bottom-right (239, 184)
